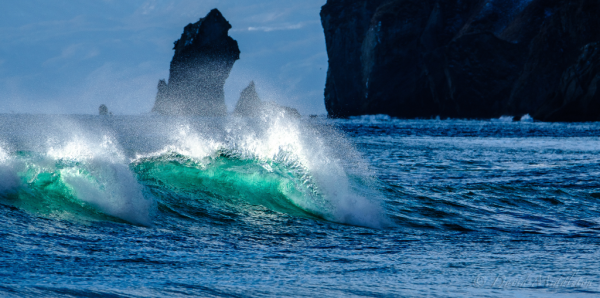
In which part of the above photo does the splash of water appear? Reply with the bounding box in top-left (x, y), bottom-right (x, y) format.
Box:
top-left (0, 113), bottom-right (387, 228)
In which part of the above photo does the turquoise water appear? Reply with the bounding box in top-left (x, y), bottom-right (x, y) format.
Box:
top-left (1, 114), bottom-right (600, 297)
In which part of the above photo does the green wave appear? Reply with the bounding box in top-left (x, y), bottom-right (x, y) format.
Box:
top-left (0, 149), bottom-right (375, 227)
top-left (0, 151), bottom-right (150, 224)
top-left (0, 151), bottom-right (121, 222)
top-left (132, 151), bottom-right (329, 220)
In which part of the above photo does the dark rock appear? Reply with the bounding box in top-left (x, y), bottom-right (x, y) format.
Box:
top-left (320, 0), bottom-right (600, 121)
top-left (233, 81), bottom-right (301, 118)
top-left (359, 0), bottom-right (435, 117)
top-left (321, 0), bottom-right (525, 118)
top-left (151, 9), bottom-right (240, 116)
top-left (507, 0), bottom-right (600, 115)
top-left (419, 0), bottom-right (486, 51)
top-left (534, 43), bottom-right (600, 122)
top-left (152, 79), bottom-right (169, 114)
top-left (426, 32), bottom-right (525, 118)
top-left (320, 0), bottom-right (387, 117)
top-left (99, 104), bottom-right (108, 116)
top-left (234, 81), bottom-right (262, 117)
top-left (454, 0), bottom-right (532, 39)
top-left (499, 0), bottom-right (561, 44)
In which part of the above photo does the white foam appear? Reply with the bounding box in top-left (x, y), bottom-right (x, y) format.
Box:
top-left (492, 115), bottom-right (515, 122)
top-left (172, 125), bottom-right (222, 160)
top-left (0, 146), bottom-right (19, 195)
top-left (230, 112), bottom-right (387, 228)
top-left (61, 162), bottom-right (151, 225)
top-left (520, 114), bottom-right (533, 122)
top-left (44, 133), bottom-right (152, 225)
top-left (138, 111), bottom-right (388, 228)
top-left (349, 114), bottom-right (394, 124)
top-left (47, 135), bottom-right (125, 163)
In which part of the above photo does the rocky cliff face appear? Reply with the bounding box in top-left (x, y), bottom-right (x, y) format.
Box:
top-left (321, 0), bottom-right (600, 121)
top-left (152, 9), bottom-right (240, 116)
top-left (534, 42), bottom-right (600, 121)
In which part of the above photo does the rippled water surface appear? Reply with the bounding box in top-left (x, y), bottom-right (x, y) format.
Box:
top-left (1, 114), bottom-right (600, 297)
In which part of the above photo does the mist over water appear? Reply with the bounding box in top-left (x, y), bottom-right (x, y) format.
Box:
top-left (2, 114), bottom-right (600, 297)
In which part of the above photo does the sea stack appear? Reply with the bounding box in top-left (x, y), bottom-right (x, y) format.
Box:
top-left (152, 9), bottom-right (240, 116)
top-left (233, 81), bottom-right (301, 118)
top-left (99, 104), bottom-right (108, 116)
top-left (320, 0), bottom-right (600, 121)
top-left (234, 81), bottom-right (262, 117)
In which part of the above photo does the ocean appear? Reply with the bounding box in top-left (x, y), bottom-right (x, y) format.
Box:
top-left (1, 113), bottom-right (600, 297)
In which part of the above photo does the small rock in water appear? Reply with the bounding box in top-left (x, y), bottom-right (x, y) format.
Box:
top-left (233, 81), bottom-right (262, 117)
top-left (233, 81), bottom-right (300, 119)
top-left (99, 104), bottom-right (108, 116)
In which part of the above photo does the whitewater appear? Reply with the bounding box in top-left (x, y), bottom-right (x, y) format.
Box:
top-left (2, 113), bottom-right (600, 297)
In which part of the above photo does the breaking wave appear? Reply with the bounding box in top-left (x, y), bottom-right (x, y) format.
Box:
top-left (0, 114), bottom-right (386, 228)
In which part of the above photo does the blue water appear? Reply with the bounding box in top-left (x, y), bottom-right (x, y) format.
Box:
top-left (1, 114), bottom-right (600, 297)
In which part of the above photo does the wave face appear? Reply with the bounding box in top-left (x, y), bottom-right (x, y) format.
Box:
top-left (0, 140), bottom-right (151, 225)
top-left (133, 152), bottom-right (324, 220)
top-left (0, 114), bottom-right (384, 228)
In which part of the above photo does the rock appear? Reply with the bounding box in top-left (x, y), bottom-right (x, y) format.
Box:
top-left (425, 32), bottom-right (525, 118)
top-left (233, 81), bottom-right (301, 118)
top-left (320, 0), bottom-right (388, 117)
top-left (320, 0), bottom-right (524, 118)
top-left (358, 0), bottom-right (436, 118)
top-left (234, 81), bottom-right (262, 117)
top-left (151, 9), bottom-right (240, 116)
top-left (507, 0), bottom-right (600, 115)
top-left (151, 79), bottom-right (169, 114)
top-left (534, 42), bottom-right (600, 122)
top-left (320, 0), bottom-right (600, 121)
top-left (498, 0), bottom-right (561, 44)
top-left (99, 104), bottom-right (108, 116)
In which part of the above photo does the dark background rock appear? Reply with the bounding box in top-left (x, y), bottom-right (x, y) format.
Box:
top-left (98, 104), bottom-right (108, 116)
top-left (321, 0), bottom-right (600, 121)
top-left (152, 9), bottom-right (240, 116)
top-left (427, 32), bottom-right (526, 118)
top-left (320, 0), bottom-right (387, 117)
top-left (233, 81), bottom-right (301, 119)
top-left (535, 43), bottom-right (600, 122)
top-left (358, 0), bottom-right (435, 117)
top-left (234, 81), bottom-right (261, 117)
top-left (507, 0), bottom-right (600, 117)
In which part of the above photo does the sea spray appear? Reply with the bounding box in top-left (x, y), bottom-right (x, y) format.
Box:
top-left (46, 135), bottom-right (152, 225)
top-left (0, 130), bottom-right (152, 225)
top-left (0, 114), bottom-right (387, 228)
top-left (220, 111), bottom-right (386, 227)
top-left (0, 145), bottom-right (19, 195)
top-left (133, 111), bottom-right (387, 228)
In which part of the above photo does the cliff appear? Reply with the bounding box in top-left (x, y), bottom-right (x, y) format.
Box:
top-left (534, 42), bottom-right (600, 122)
top-left (152, 9), bottom-right (240, 116)
top-left (321, 0), bottom-right (600, 121)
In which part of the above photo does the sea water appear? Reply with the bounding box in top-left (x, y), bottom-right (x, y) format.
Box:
top-left (1, 113), bottom-right (600, 297)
